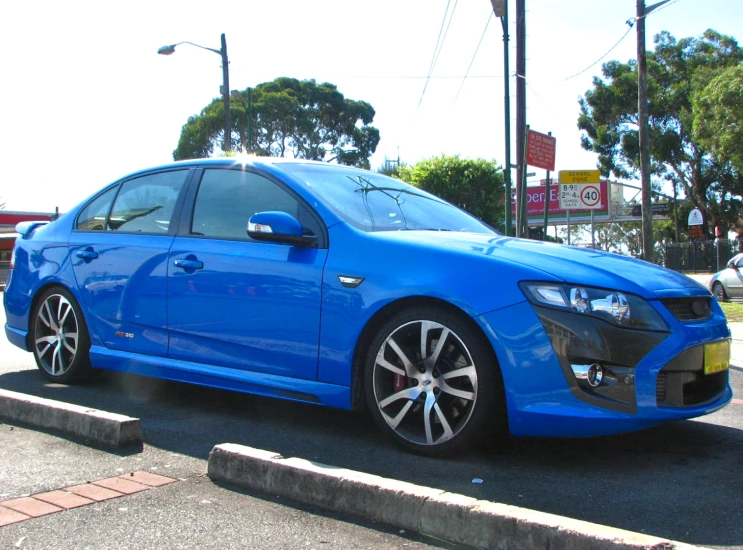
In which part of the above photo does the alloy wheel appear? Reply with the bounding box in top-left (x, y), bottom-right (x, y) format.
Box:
top-left (372, 320), bottom-right (478, 447)
top-left (34, 294), bottom-right (80, 377)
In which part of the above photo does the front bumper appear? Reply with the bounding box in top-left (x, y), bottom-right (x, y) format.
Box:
top-left (477, 299), bottom-right (732, 438)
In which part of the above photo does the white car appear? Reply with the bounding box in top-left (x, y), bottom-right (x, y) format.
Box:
top-left (709, 253), bottom-right (743, 301)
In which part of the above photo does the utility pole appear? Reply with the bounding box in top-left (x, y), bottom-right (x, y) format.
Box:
top-left (515, 0), bottom-right (526, 238)
top-left (636, 1), bottom-right (668, 263)
top-left (220, 33), bottom-right (231, 154)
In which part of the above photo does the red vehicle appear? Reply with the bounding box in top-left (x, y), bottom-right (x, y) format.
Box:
top-left (0, 211), bottom-right (55, 288)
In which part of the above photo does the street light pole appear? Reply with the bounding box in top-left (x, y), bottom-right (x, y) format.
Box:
top-left (491, 0), bottom-right (513, 237)
top-left (158, 33), bottom-right (232, 153)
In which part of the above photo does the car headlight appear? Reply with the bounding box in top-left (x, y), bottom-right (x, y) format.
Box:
top-left (519, 282), bottom-right (668, 331)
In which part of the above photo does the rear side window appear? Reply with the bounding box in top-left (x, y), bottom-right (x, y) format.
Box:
top-left (107, 170), bottom-right (188, 233)
top-left (191, 169), bottom-right (314, 240)
top-left (76, 187), bottom-right (118, 231)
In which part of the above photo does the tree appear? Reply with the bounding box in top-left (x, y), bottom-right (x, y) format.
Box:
top-left (174, 78), bottom-right (380, 169)
top-left (397, 155), bottom-right (505, 230)
top-left (578, 30), bottom-right (743, 239)
top-left (693, 65), bottom-right (743, 172)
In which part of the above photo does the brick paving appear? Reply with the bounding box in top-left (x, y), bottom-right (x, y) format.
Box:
top-left (0, 497), bottom-right (62, 518)
top-left (0, 471), bottom-right (178, 528)
top-left (92, 476), bottom-right (149, 495)
top-left (0, 506), bottom-right (30, 527)
top-left (34, 490), bottom-right (94, 509)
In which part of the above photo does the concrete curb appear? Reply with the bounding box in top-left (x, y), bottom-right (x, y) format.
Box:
top-left (0, 389), bottom-right (142, 449)
top-left (208, 443), bottom-right (709, 550)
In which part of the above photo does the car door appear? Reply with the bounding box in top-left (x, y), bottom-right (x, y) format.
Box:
top-left (70, 169), bottom-right (190, 356)
top-left (166, 167), bottom-right (327, 380)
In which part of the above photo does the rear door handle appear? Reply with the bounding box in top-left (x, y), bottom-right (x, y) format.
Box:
top-left (173, 259), bottom-right (204, 270)
top-left (75, 250), bottom-right (98, 260)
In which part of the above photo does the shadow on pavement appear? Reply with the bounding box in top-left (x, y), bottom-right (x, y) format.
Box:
top-left (0, 367), bottom-right (741, 548)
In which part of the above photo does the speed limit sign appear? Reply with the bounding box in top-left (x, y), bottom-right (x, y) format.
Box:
top-left (559, 183), bottom-right (603, 210)
top-left (580, 185), bottom-right (601, 208)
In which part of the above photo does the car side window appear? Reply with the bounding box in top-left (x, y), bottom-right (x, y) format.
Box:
top-left (76, 186), bottom-right (118, 231)
top-left (107, 171), bottom-right (188, 233)
top-left (191, 169), bottom-right (318, 241)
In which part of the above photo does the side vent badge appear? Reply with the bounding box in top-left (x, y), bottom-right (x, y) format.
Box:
top-left (338, 275), bottom-right (365, 288)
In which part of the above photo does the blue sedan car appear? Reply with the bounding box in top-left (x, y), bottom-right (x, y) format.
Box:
top-left (3, 159), bottom-right (732, 455)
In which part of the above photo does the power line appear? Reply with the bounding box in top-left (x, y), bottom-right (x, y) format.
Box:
top-left (452, 12), bottom-right (493, 105)
top-left (558, 20), bottom-right (635, 82)
top-left (556, 0), bottom-right (681, 85)
top-left (647, 0), bottom-right (681, 16)
top-left (417, 0), bottom-right (459, 110)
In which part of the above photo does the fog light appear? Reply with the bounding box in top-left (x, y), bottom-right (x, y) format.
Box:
top-left (571, 363), bottom-right (605, 388)
top-left (587, 363), bottom-right (604, 387)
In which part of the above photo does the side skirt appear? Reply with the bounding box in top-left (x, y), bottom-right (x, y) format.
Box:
top-left (89, 346), bottom-right (352, 409)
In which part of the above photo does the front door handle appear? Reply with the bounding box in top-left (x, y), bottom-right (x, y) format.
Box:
top-left (75, 250), bottom-right (99, 260)
top-left (174, 259), bottom-right (204, 270)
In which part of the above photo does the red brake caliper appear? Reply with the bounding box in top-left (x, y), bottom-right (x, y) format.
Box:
top-left (393, 373), bottom-right (405, 392)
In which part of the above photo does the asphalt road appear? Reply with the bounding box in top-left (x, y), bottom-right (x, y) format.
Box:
top-left (1, 306), bottom-right (741, 549)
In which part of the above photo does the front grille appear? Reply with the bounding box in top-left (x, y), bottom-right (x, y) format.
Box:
top-left (657, 345), bottom-right (728, 407)
top-left (656, 373), bottom-right (667, 403)
top-left (660, 298), bottom-right (711, 321)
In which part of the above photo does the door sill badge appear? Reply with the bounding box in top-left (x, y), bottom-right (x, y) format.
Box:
top-left (338, 275), bottom-right (365, 288)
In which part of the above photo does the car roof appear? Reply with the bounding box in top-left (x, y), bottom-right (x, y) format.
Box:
top-left (117, 157), bottom-right (351, 182)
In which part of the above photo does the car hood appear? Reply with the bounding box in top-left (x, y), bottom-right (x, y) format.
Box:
top-left (377, 232), bottom-right (708, 299)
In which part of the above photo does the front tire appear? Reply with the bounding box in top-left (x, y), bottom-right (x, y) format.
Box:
top-left (364, 307), bottom-right (506, 456)
top-left (712, 282), bottom-right (728, 302)
top-left (31, 287), bottom-right (94, 384)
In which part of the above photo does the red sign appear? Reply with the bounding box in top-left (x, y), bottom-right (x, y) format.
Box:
top-left (526, 130), bottom-right (556, 171)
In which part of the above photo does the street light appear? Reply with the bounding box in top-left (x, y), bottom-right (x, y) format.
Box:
top-left (158, 33), bottom-right (232, 153)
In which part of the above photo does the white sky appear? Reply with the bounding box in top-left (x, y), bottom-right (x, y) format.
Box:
top-left (1, 0), bottom-right (742, 213)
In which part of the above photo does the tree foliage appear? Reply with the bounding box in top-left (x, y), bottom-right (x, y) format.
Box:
top-left (693, 65), bottom-right (743, 172)
top-left (578, 30), bottom-right (743, 235)
top-left (396, 155), bottom-right (504, 230)
top-left (173, 78), bottom-right (380, 169)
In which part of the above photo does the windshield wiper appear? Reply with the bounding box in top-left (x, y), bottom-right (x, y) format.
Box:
top-left (350, 176), bottom-right (436, 203)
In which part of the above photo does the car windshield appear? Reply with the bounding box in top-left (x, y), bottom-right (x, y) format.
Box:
top-left (281, 163), bottom-right (497, 234)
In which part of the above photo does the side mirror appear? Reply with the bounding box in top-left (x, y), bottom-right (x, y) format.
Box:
top-left (247, 211), bottom-right (317, 247)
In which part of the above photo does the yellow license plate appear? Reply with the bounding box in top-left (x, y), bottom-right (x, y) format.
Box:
top-left (704, 340), bottom-right (730, 375)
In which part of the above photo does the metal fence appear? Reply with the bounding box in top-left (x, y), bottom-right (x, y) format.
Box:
top-left (664, 239), bottom-right (741, 273)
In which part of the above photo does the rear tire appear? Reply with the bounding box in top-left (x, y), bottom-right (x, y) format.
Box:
top-left (31, 287), bottom-right (95, 384)
top-left (364, 306), bottom-right (507, 456)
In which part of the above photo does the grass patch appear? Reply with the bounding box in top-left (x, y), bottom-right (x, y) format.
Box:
top-left (719, 301), bottom-right (743, 322)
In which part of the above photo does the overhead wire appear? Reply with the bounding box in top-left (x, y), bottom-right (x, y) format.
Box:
top-left (557, 0), bottom-right (682, 84)
top-left (452, 12), bottom-right (494, 105)
top-left (557, 20), bottom-right (635, 83)
top-left (417, 0), bottom-right (459, 110)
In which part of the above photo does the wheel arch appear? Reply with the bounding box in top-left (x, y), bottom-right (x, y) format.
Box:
top-left (349, 295), bottom-right (503, 412)
top-left (25, 282), bottom-right (83, 349)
